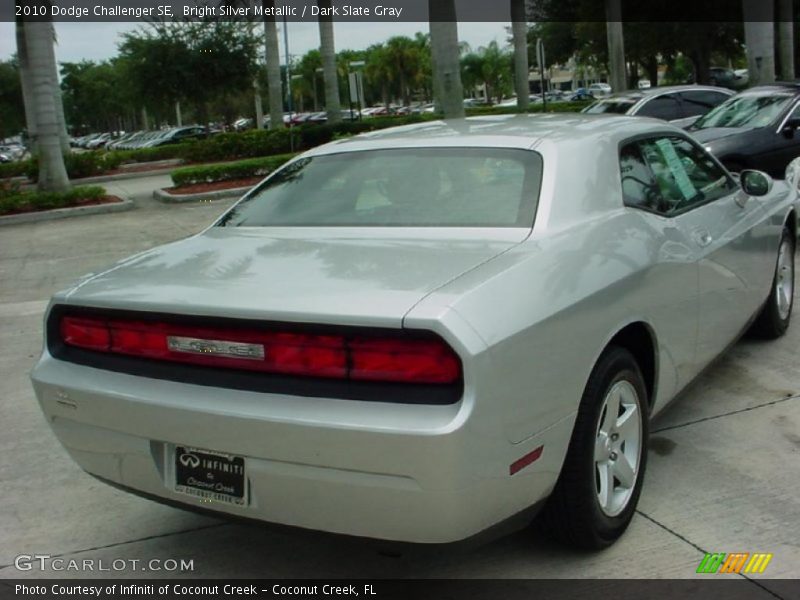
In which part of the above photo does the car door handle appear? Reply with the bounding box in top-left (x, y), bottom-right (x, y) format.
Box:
top-left (693, 228), bottom-right (713, 247)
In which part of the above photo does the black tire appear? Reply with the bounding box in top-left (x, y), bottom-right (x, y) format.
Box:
top-left (540, 346), bottom-right (649, 550)
top-left (749, 227), bottom-right (795, 339)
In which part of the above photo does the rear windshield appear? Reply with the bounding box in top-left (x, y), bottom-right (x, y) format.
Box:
top-left (217, 147), bottom-right (543, 228)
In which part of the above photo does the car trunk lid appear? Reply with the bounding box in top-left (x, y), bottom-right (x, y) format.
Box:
top-left (63, 227), bottom-right (526, 327)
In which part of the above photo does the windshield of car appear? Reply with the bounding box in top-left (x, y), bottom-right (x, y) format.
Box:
top-left (693, 92), bottom-right (794, 129)
top-left (583, 99), bottom-right (636, 115)
top-left (217, 148), bottom-right (543, 228)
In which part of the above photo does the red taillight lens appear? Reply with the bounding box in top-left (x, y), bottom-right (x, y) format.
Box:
top-left (349, 337), bottom-right (461, 383)
top-left (60, 317), bottom-right (110, 351)
top-left (264, 332), bottom-right (347, 378)
top-left (59, 315), bottom-right (461, 385)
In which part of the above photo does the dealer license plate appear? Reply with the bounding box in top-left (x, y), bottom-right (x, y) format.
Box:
top-left (174, 446), bottom-right (247, 505)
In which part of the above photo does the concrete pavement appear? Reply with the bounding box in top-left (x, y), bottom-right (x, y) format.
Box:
top-left (0, 175), bottom-right (798, 586)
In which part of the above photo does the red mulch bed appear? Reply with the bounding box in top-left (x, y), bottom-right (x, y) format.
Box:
top-left (1, 195), bottom-right (124, 217)
top-left (166, 177), bottom-right (261, 196)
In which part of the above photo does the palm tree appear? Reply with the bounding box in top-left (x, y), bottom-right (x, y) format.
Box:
top-left (15, 17), bottom-right (37, 153)
top-left (21, 19), bottom-right (69, 192)
top-left (510, 0), bottom-right (529, 109)
top-left (317, 0), bottom-right (341, 123)
top-left (429, 0), bottom-right (465, 118)
top-left (742, 0), bottom-right (775, 85)
top-left (365, 43), bottom-right (393, 109)
top-left (605, 0), bottom-right (627, 92)
top-left (778, 0), bottom-right (795, 80)
top-left (50, 23), bottom-right (70, 152)
top-left (413, 32), bottom-right (433, 103)
top-left (385, 36), bottom-right (421, 108)
top-left (262, 0), bottom-right (284, 130)
top-left (461, 42), bottom-right (513, 105)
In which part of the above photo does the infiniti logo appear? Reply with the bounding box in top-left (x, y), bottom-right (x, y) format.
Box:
top-left (179, 453), bottom-right (200, 468)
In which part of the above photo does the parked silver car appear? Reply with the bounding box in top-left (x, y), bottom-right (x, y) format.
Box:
top-left (583, 85), bottom-right (734, 127)
top-left (31, 115), bottom-right (798, 549)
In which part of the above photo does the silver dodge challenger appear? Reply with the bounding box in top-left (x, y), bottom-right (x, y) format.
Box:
top-left (31, 115), bottom-right (799, 549)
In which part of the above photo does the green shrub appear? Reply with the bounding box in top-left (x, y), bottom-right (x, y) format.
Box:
top-left (465, 101), bottom-right (589, 116)
top-left (24, 152), bottom-right (124, 181)
top-left (1, 105), bottom-right (588, 185)
top-left (0, 160), bottom-right (32, 179)
top-left (175, 115), bottom-right (433, 163)
top-left (109, 144), bottom-right (190, 164)
top-left (178, 129), bottom-right (294, 163)
top-left (170, 153), bottom-right (297, 187)
top-left (0, 184), bottom-right (106, 215)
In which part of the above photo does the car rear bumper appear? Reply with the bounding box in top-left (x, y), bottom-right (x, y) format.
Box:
top-left (31, 353), bottom-right (573, 544)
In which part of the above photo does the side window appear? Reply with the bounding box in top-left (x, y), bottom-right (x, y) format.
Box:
top-left (620, 136), bottom-right (736, 216)
top-left (636, 94), bottom-right (681, 120)
top-left (620, 143), bottom-right (660, 211)
top-left (680, 91), bottom-right (731, 118)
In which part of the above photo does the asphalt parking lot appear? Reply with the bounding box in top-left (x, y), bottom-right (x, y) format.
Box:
top-left (0, 176), bottom-right (798, 588)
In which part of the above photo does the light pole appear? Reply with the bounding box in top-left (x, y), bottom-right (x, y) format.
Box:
top-left (281, 15), bottom-right (295, 151)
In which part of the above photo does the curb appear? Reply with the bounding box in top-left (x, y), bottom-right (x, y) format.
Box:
top-left (0, 197), bottom-right (134, 227)
top-left (71, 168), bottom-right (177, 185)
top-left (7, 162), bottom-right (181, 189)
top-left (154, 185), bottom-right (253, 203)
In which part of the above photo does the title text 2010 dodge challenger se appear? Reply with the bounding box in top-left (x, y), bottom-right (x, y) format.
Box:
top-left (31, 115), bottom-right (799, 549)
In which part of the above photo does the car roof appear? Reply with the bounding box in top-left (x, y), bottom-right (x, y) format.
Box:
top-left (305, 114), bottom-right (678, 155)
top-left (739, 82), bottom-right (800, 95)
top-left (596, 85), bottom-right (733, 104)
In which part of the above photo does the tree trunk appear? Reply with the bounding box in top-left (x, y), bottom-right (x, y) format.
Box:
top-left (263, 0), bottom-right (284, 130)
top-left (318, 0), bottom-right (341, 123)
top-left (742, 0), bottom-right (776, 85)
top-left (24, 19), bottom-right (69, 192)
top-left (48, 23), bottom-right (70, 154)
top-left (605, 0), bottom-right (627, 92)
top-left (641, 56), bottom-right (659, 87)
top-left (429, 0), bottom-right (465, 119)
top-left (690, 46), bottom-right (712, 84)
top-left (510, 0), bottom-right (529, 110)
top-left (16, 19), bottom-right (37, 154)
top-left (54, 82), bottom-right (70, 153)
top-left (778, 0), bottom-right (795, 80)
top-left (175, 100), bottom-right (183, 126)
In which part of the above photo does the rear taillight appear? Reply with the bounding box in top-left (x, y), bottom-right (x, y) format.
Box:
top-left (60, 317), bottom-right (110, 351)
top-left (58, 315), bottom-right (461, 385)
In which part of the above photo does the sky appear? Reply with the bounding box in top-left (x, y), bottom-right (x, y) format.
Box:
top-left (0, 21), bottom-right (511, 65)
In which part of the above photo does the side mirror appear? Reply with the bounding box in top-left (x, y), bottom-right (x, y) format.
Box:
top-left (740, 169), bottom-right (773, 197)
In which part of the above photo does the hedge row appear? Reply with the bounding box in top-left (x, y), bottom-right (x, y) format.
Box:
top-left (170, 153), bottom-right (297, 187)
top-left (0, 161), bottom-right (29, 179)
top-left (110, 144), bottom-right (193, 164)
top-left (0, 183), bottom-right (106, 215)
top-left (2, 102), bottom-right (587, 183)
top-left (138, 102), bottom-right (587, 164)
top-left (465, 101), bottom-right (591, 116)
top-left (176, 115), bottom-right (432, 163)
